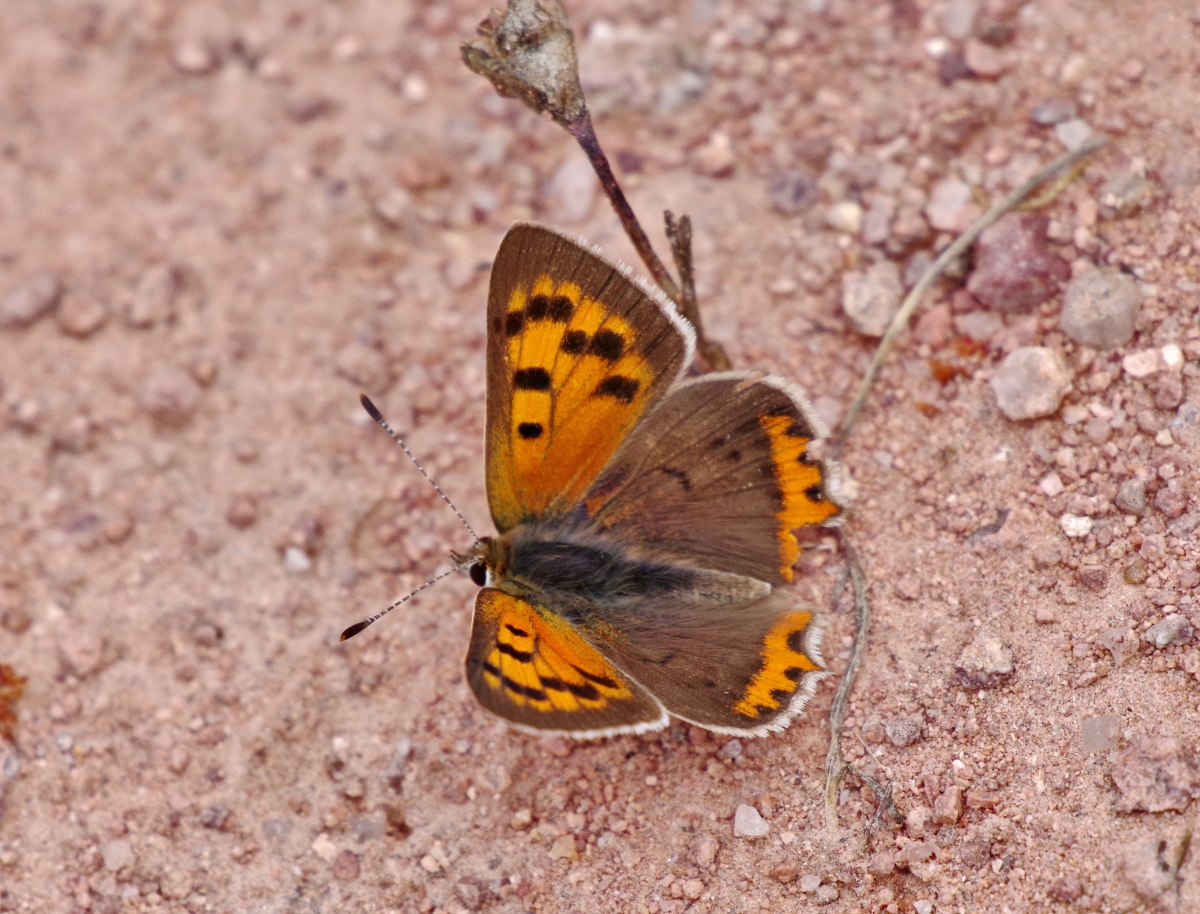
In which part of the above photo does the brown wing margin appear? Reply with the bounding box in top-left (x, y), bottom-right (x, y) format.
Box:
top-left (583, 372), bottom-right (843, 585)
top-left (483, 223), bottom-right (695, 533)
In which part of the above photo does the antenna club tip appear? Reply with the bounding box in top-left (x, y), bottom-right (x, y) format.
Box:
top-left (360, 394), bottom-right (383, 422)
top-left (341, 620), bottom-right (371, 641)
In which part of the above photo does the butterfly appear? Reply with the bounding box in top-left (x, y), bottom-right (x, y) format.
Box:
top-left (401, 222), bottom-right (847, 739)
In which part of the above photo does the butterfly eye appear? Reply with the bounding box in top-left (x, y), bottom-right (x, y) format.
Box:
top-left (469, 563), bottom-right (487, 587)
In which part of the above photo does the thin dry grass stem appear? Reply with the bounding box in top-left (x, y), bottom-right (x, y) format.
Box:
top-left (823, 534), bottom-right (874, 829)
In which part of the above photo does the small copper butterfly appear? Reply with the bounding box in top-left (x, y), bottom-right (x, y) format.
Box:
top-left (434, 222), bottom-right (844, 738)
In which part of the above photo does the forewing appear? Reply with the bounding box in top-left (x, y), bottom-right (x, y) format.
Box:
top-left (585, 590), bottom-right (827, 736)
top-left (485, 222), bottom-right (694, 533)
top-left (465, 588), bottom-right (668, 737)
top-left (583, 372), bottom-right (841, 585)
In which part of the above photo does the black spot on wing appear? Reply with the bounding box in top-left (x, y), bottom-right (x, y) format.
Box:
top-left (594, 375), bottom-right (639, 403)
top-left (785, 628), bottom-right (807, 655)
top-left (527, 295), bottom-right (550, 320)
top-left (804, 483), bottom-right (825, 502)
top-left (517, 422), bottom-right (543, 440)
top-left (783, 666), bottom-right (803, 682)
top-left (575, 666), bottom-right (619, 690)
top-left (659, 467), bottom-right (692, 492)
top-left (513, 367), bottom-right (551, 390)
top-left (504, 623), bottom-right (529, 638)
top-left (548, 295), bottom-right (574, 321)
top-left (502, 676), bottom-right (547, 703)
top-left (770, 687), bottom-right (794, 703)
top-left (505, 311), bottom-right (525, 336)
top-left (498, 642), bottom-right (533, 663)
top-left (589, 329), bottom-right (625, 361)
top-left (560, 330), bottom-right (587, 354)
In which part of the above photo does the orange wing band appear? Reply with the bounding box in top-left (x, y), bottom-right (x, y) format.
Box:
top-left (759, 413), bottom-right (839, 582)
top-left (733, 611), bottom-right (822, 719)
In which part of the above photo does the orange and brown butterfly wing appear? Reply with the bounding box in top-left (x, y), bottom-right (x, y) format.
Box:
top-left (484, 222), bottom-right (694, 533)
top-left (465, 588), bottom-right (668, 736)
top-left (583, 590), bottom-right (827, 736)
top-left (583, 372), bottom-right (842, 586)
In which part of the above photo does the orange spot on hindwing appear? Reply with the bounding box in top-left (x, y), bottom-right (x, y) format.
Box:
top-left (733, 611), bottom-right (822, 719)
top-left (758, 413), bottom-right (839, 581)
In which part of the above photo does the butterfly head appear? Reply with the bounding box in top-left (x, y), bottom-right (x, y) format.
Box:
top-left (453, 536), bottom-right (511, 589)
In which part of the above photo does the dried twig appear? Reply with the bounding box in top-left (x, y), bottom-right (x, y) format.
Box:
top-left (461, 0), bottom-right (732, 368)
top-left (665, 210), bottom-right (730, 371)
top-left (823, 534), bottom-right (874, 828)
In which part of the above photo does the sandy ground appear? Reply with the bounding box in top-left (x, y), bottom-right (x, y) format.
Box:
top-left (2, 1), bottom-right (1199, 912)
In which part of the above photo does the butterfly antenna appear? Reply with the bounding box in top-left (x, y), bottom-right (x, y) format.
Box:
top-left (341, 561), bottom-right (472, 641)
top-left (359, 394), bottom-right (480, 543)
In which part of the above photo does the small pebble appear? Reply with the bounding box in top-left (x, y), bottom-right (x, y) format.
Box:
top-left (141, 367), bottom-right (203, 426)
top-left (816, 884), bottom-right (839, 904)
top-left (767, 171), bottom-right (818, 214)
top-left (925, 177), bottom-right (975, 232)
top-left (905, 805), bottom-right (934, 839)
top-left (1060, 514), bottom-right (1094, 538)
top-left (543, 156), bottom-right (597, 224)
top-left (733, 804), bottom-right (769, 838)
top-left (884, 717), bottom-right (921, 747)
top-left (842, 260), bottom-right (902, 337)
top-left (101, 839), bottom-right (135, 872)
top-left (1145, 614), bottom-right (1193, 649)
top-left (128, 264), bottom-right (181, 327)
top-left (1099, 171), bottom-right (1151, 219)
top-left (1123, 349), bottom-right (1164, 379)
top-left (548, 834), bottom-right (579, 860)
top-left (174, 40), bottom-right (217, 74)
top-left (900, 840), bottom-right (936, 865)
top-left (225, 496), bottom-right (258, 529)
top-left (964, 38), bottom-right (1007, 78)
top-left (283, 546), bottom-right (312, 574)
top-left (693, 132), bottom-right (735, 178)
top-left (825, 201), bottom-right (864, 235)
top-left (1030, 98), bottom-right (1078, 125)
top-left (0, 272), bottom-right (63, 328)
top-left (1111, 736), bottom-right (1200, 813)
top-left (1120, 836), bottom-right (1190, 902)
top-left (1060, 268), bottom-right (1141, 349)
top-left (954, 310), bottom-right (1004, 342)
top-left (933, 785), bottom-right (964, 825)
top-left (914, 304), bottom-right (952, 348)
top-left (1039, 472), bottom-right (1065, 497)
top-left (989, 346), bottom-right (1072, 420)
top-left (332, 850), bottom-right (360, 880)
top-left (57, 295), bottom-right (108, 338)
top-left (1115, 479), bottom-right (1148, 515)
top-left (799, 874), bottom-right (822, 893)
top-left (940, 0), bottom-right (979, 39)
top-left (1054, 118), bottom-right (1094, 150)
top-left (914, 901), bottom-right (933, 914)
top-left (954, 630), bottom-right (1015, 688)
top-left (966, 213), bottom-right (1068, 313)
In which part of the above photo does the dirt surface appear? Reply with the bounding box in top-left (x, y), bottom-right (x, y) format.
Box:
top-left (2, 1), bottom-right (1200, 912)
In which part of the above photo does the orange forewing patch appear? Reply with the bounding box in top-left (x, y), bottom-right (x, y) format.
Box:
top-left (733, 611), bottom-right (821, 719)
top-left (759, 413), bottom-right (839, 582)
top-left (477, 590), bottom-right (634, 714)
top-left (499, 275), bottom-right (656, 523)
